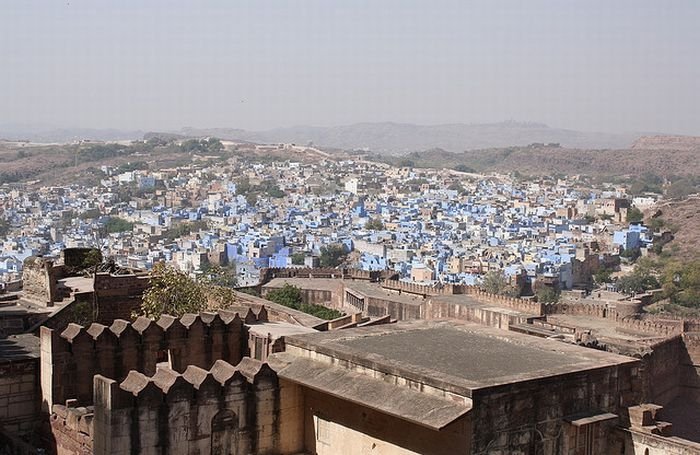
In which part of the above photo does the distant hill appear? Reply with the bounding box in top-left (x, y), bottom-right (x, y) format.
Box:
top-left (0, 125), bottom-right (143, 143)
top-left (180, 122), bottom-right (647, 154)
top-left (378, 144), bottom-right (700, 177)
top-left (631, 136), bottom-right (700, 151)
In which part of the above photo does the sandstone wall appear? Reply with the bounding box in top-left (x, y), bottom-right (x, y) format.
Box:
top-left (470, 362), bottom-right (641, 454)
top-left (0, 359), bottom-right (38, 437)
top-left (639, 336), bottom-right (683, 405)
top-left (21, 257), bottom-right (58, 306)
top-left (93, 272), bottom-right (150, 323)
top-left (92, 358), bottom-right (280, 455)
top-left (680, 333), bottom-right (700, 404)
top-left (40, 309), bottom-right (265, 410)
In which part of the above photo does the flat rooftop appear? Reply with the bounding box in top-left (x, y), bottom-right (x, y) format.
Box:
top-left (283, 320), bottom-right (638, 393)
top-left (247, 321), bottom-right (318, 339)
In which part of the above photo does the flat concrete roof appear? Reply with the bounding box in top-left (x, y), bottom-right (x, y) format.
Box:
top-left (284, 320), bottom-right (638, 395)
top-left (247, 321), bottom-right (318, 339)
top-left (60, 276), bottom-right (94, 294)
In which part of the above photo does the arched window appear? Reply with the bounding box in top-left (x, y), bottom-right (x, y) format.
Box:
top-left (211, 409), bottom-right (238, 455)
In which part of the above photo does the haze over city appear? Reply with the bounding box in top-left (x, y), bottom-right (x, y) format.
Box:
top-left (2, 0), bottom-right (699, 135)
top-left (1, 2), bottom-right (700, 455)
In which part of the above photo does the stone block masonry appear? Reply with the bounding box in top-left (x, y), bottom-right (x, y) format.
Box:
top-left (0, 360), bottom-right (38, 436)
top-left (40, 308), bottom-right (268, 411)
top-left (92, 358), bottom-right (280, 455)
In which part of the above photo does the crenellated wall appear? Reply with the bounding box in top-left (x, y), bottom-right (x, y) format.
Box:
top-left (543, 301), bottom-right (611, 318)
top-left (92, 358), bottom-right (282, 455)
top-left (40, 309), bottom-right (268, 411)
top-left (380, 280), bottom-right (466, 297)
top-left (614, 315), bottom-right (685, 337)
top-left (464, 288), bottom-right (543, 314)
top-left (259, 267), bottom-right (381, 284)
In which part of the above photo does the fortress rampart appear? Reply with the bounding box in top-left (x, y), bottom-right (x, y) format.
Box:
top-left (40, 308), bottom-right (268, 410)
top-left (91, 357), bottom-right (280, 455)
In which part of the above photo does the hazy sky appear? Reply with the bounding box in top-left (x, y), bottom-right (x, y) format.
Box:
top-left (1, 0), bottom-right (698, 134)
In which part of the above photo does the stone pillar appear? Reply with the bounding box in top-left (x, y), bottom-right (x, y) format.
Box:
top-left (40, 327), bottom-right (70, 413)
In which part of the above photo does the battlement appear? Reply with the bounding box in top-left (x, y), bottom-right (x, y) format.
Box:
top-left (259, 267), bottom-right (382, 284)
top-left (92, 358), bottom-right (280, 455)
top-left (40, 308), bottom-right (268, 410)
top-left (543, 301), bottom-right (612, 318)
top-left (615, 314), bottom-right (685, 337)
top-left (105, 358), bottom-right (275, 404)
top-left (381, 280), bottom-right (464, 297)
top-left (463, 287), bottom-right (544, 315)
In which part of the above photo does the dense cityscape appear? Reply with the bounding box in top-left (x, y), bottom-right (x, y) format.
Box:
top-left (0, 139), bottom-right (663, 296)
top-left (1, 1), bottom-right (699, 454)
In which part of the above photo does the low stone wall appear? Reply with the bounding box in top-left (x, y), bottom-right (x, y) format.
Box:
top-left (0, 359), bottom-right (38, 437)
top-left (464, 288), bottom-right (543, 315)
top-left (380, 280), bottom-right (465, 297)
top-left (424, 299), bottom-right (531, 329)
top-left (93, 272), bottom-right (150, 323)
top-left (614, 427), bottom-right (700, 455)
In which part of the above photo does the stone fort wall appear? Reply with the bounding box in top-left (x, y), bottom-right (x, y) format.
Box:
top-left (90, 358), bottom-right (282, 455)
top-left (92, 272), bottom-right (150, 323)
top-left (21, 257), bottom-right (61, 306)
top-left (40, 308), bottom-right (268, 410)
top-left (259, 267), bottom-right (381, 283)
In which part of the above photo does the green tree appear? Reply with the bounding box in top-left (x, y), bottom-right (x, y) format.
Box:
top-left (236, 176), bottom-right (251, 195)
top-left (482, 270), bottom-right (519, 297)
top-left (291, 252), bottom-right (305, 265)
top-left (79, 208), bottom-right (102, 220)
top-left (364, 218), bottom-right (384, 230)
top-left (265, 283), bottom-right (303, 308)
top-left (660, 260), bottom-right (700, 308)
top-left (0, 218), bottom-right (9, 237)
top-left (626, 207), bottom-right (644, 223)
top-left (245, 192), bottom-right (258, 206)
top-left (454, 164), bottom-right (475, 173)
top-left (320, 244), bottom-right (347, 268)
top-left (83, 249), bottom-right (103, 268)
top-left (666, 179), bottom-right (697, 199)
top-left (200, 263), bottom-right (238, 288)
top-left (265, 283), bottom-right (344, 320)
top-left (593, 268), bottom-right (613, 284)
top-left (616, 268), bottom-right (660, 295)
top-left (648, 217), bottom-right (665, 232)
top-left (138, 263), bottom-right (207, 319)
top-left (104, 217), bottom-right (134, 233)
top-left (536, 286), bottom-right (560, 303)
